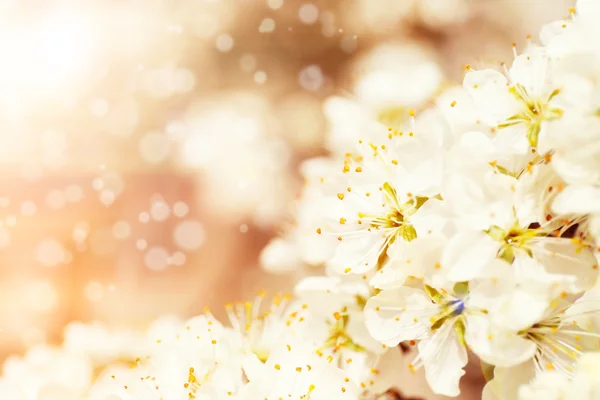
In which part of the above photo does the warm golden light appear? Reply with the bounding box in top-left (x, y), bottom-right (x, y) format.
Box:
top-left (0, 1), bottom-right (580, 399)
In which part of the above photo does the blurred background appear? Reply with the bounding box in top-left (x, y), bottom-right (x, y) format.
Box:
top-left (0, 0), bottom-right (574, 397)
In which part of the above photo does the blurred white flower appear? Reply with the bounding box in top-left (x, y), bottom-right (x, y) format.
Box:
top-left (240, 341), bottom-right (359, 400)
top-left (353, 42), bottom-right (444, 111)
top-left (179, 94), bottom-right (295, 227)
top-left (518, 352), bottom-right (600, 400)
top-left (0, 346), bottom-right (92, 400)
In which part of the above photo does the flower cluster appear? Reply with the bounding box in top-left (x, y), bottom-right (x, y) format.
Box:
top-left (262, 0), bottom-right (600, 398)
top-left (0, 293), bottom-right (407, 399)
top-left (517, 352), bottom-right (600, 399)
top-left (0, 319), bottom-right (177, 399)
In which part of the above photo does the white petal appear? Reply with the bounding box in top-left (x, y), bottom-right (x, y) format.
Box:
top-left (539, 19), bottom-right (570, 47)
top-left (419, 321), bottom-right (468, 397)
top-left (518, 371), bottom-right (570, 400)
top-left (259, 238), bottom-right (300, 273)
top-left (467, 259), bottom-right (515, 308)
top-left (552, 185), bottom-right (600, 214)
top-left (512, 255), bottom-right (575, 297)
top-left (366, 346), bottom-right (404, 394)
top-left (242, 354), bottom-right (267, 382)
top-left (329, 234), bottom-right (388, 274)
top-left (492, 124), bottom-right (530, 155)
top-left (394, 146), bottom-right (444, 196)
top-left (294, 276), bottom-right (351, 312)
top-left (483, 362), bottom-right (535, 400)
top-left (574, 352), bottom-right (600, 379)
top-left (486, 200), bottom-right (518, 231)
top-left (436, 86), bottom-right (479, 133)
top-left (466, 318), bottom-right (537, 368)
top-left (577, 0), bottom-right (600, 26)
top-left (442, 231), bottom-right (498, 282)
top-left (564, 283), bottom-right (600, 330)
top-left (369, 263), bottom-right (410, 290)
top-left (249, 342), bottom-right (359, 399)
top-left (509, 49), bottom-right (548, 96)
top-left (347, 312), bottom-right (388, 355)
top-left (494, 290), bottom-right (550, 331)
top-left (459, 130), bottom-right (497, 153)
top-left (298, 232), bottom-right (336, 266)
top-left (295, 275), bottom-right (341, 293)
top-left (482, 380), bottom-right (501, 400)
top-left (381, 234), bottom-right (449, 289)
top-left (532, 238), bottom-right (599, 293)
top-left (294, 276), bottom-right (369, 323)
top-left (410, 198), bottom-right (450, 237)
top-left (442, 174), bottom-right (487, 219)
top-left (364, 287), bottom-right (436, 346)
top-left (552, 152), bottom-right (600, 186)
top-left (464, 70), bottom-right (520, 124)
top-left (323, 96), bottom-right (388, 152)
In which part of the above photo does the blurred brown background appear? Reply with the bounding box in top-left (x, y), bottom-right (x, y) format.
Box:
top-left (0, 1), bottom-right (573, 388)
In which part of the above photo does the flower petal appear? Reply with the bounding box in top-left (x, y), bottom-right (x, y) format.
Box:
top-left (329, 234), bottom-right (388, 275)
top-left (552, 184), bottom-right (600, 214)
top-left (464, 70), bottom-right (520, 125)
top-left (482, 362), bottom-right (535, 400)
top-left (532, 237), bottom-right (599, 293)
top-left (442, 231), bottom-right (498, 282)
top-left (419, 321), bottom-right (468, 397)
top-left (260, 238), bottom-right (300, 273)
top-left (466, 317), bottom-right (537, 368)
top-left (364, 287), bottom-right (436, 347)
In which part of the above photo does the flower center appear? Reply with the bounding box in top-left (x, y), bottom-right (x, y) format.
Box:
top-left (320, 310), bottom-right (366, 356)
top-left (185, 366), bottom-right (214, 395)
top-left (358, 182), bottom-right (428, 245)
top-left (424, 283), bottom-right (470, 338)
top-left (368, 208), bottom-right (404, 229)
top-left (518, 318), bottom-right (582, 375)
top-left (498, 84), bottom-right (563, 148)
top-left (408, 284), bottom-right (471, 374)
top-left (449, 299), bottom-right (466, 316)
top-left (376, 106), bottom-right (406, 131)
top-left (224, 292), bottom-right (292, 364)
top-left (252, 348), bottom-right (270, 363)
top-left (485, 223), bottom-right (545, 263)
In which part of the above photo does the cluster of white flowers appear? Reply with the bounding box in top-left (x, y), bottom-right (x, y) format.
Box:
top-left (3, 1), bottom-right (600, 399)
top-left (0, 294), bottom-right (406, 399)
top-left (518, 352), bottom-right (600, 399)
top-left (0, 319), bottom-right (180, 400)
top-left (262, 0), bottom-right (600, 398)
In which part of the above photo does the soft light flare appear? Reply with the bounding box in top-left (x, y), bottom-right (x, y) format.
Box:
top-left (0, 9), bottom-right (99, 111)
